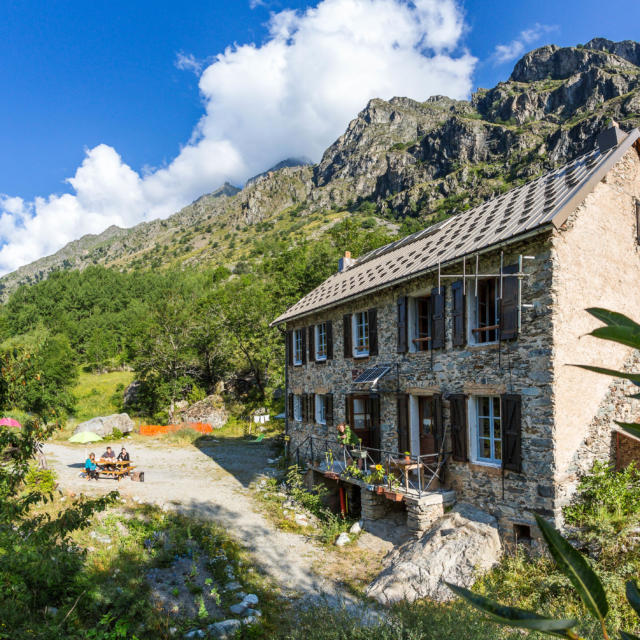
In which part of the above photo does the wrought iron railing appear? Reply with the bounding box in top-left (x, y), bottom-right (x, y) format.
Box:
top-left (289, 434), bottom-right (449, 498)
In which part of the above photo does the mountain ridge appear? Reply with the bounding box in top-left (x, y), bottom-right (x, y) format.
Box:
top-left (2, 37), bottom-right (639, 298)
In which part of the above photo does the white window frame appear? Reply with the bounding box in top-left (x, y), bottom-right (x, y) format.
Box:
top-left (315, 394), bottom-right (326, 425)
top-left (468, 396), bottom-right (502, 467)
top-left (293, 395), bottom-right (302, 422)
top-left (293, 328), bottom-right (303, 365)
top-left (315, 323), bottom-right (327, 361)
top-left (467, 278), bottom-right (500, 346)
top-left (352, 311), bottom-right (369, 358)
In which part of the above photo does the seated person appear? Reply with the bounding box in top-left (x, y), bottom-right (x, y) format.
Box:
top-left (101, 446), bottom-right (116, 471)
top-left (117, 446), bottom-right (130, 462)
top-left (85, 453), bottom-right (99, 480)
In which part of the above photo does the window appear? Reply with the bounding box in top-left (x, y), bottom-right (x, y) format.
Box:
top-left (353, 311), bottom-right (369, 357)
top-left (410, 296), bottom-right (431, 352)
top-left (352, 397), bottom-right (371, 430)
top-left (315, 323), bottom-right (327, 361)
top-left (293, 329), bottom-right (303, 365)
top-left (293, 395), bottom-right (302, 422)
top-left (473, 396), bottom-right (502, 465)
top-left (315, 394), bottom-right (326, 425)
top-left (470, 279), bottom-right (499, 344)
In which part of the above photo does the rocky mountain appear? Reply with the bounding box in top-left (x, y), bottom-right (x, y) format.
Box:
top-left (2, 37), bottom-right (639, 297)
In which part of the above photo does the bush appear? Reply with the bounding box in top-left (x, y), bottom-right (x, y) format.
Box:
top-left (24, 466), bottom-right (57, 493)
top-left (564, 461), bottom-right (640, 531)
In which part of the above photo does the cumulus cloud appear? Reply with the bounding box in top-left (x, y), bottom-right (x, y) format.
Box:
top-left (0, 0), bottom-right (475, 275)
top-left (174, 52), bottom-right (205, 75)
top-left (492, 23), bottom-right (557, 65)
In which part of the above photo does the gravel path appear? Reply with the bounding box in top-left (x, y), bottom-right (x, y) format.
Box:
top-left (45, 438), bottom-right (373, 615)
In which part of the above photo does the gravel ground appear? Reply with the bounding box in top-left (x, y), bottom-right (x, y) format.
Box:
top-left (44, 438), bottom-right (375, 616)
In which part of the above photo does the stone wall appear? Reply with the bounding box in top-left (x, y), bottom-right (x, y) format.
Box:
top-left (551, 147), bottom-right (640, 519)
top-left (616, 430), bottom-right (640, 470)
top-left (287, 233), bottom-right (557, 536)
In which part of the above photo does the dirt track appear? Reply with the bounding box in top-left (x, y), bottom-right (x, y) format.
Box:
top-left (45, 437), bottom-right (374, 615)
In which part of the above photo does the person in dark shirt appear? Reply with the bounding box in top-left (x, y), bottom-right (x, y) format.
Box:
top-left (101, 446), bottom-right (115, 460)
top-left (117, 447), bottom-right (130, 462)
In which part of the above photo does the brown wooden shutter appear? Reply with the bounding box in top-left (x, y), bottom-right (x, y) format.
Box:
top-left (397, 393), bottom-right (409, 453)
top-left (301, 393), bottom-right (307, 421)
top-left (287, 330), bottom-right (293, 366)
top-left (501, 394), bottom-right (522, 472)
top-left (397, 296), bottom-right (408, 353)
top-left (288, 393), bottom-right (294, 420)
top-left (430, 286), bottom-right (445, 349)
top-left (451, 280), bottom-right (466, 347)
top-left (325, 393), bottom-right (334, 427)
top-left (311, 393), bottom-right (317, 423)
top-left (301, 328), bottom-right (307, 364)
top-left (370, 395), bottom-right (381, 452)
top-left (346, 395), bottom-right (354, 427)
top-left (343, 314), bottom-right (352, 358)
top-left (368, 308), bottom-right (378, 356)
top-left (433, 393), bottom-right (443, 449)
top-left (308, 325), bottom-right (315, 362)
top-left (449, 394), bottom-right (468, 462)
top-left (500, 264), bottom-right (519, 341)
top-left (326, 321), bottom-right (333, 360)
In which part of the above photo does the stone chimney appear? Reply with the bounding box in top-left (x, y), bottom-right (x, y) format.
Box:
top-left (597, 119), bottom-right (627, 153)
top-left (338, 250), bottom-right (355, 273)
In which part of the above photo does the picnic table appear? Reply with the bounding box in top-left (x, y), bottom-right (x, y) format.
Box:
top-left (97, 459), bottom-right (135, 481)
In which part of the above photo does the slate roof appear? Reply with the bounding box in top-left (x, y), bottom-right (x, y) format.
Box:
top-left (272, 128), bottom-right (640, 326)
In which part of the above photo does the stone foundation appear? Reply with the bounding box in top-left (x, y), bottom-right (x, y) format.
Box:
top-left (405, 490), bottom-right (456, 534)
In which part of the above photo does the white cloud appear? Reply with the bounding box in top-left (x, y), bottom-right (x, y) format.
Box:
top-left (174, 52), bottom-right (204, 75)
top-left (0, 0), bottom-right (475, 275)
top-left (493, 23), bottom-right (557, 65)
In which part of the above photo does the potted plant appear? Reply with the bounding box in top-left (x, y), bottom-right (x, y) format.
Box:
top-left (384, 476), bottom-right (404, 501)
top-left (350, 438), bottom-right (368, 460)
top-left (403, 451), bottom-right (411, 464)
top-left (323, 450), bottom-right (339, 480)
top-left (365, 464), bottom-right (385, 492)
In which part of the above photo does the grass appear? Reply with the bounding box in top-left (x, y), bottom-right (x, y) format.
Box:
top-left (73, 370), bottom-right (134, 422)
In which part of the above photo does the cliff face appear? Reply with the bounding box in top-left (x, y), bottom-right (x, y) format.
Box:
top-left (3, 38), bottom-right (640, 296)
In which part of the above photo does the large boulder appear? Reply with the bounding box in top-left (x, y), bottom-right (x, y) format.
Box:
top-left (74, 413), bottom-right (134, 437)
top-left (366, 503), bottom-right (502, 604)
top-left (180, 395), bottom-right (229, 429)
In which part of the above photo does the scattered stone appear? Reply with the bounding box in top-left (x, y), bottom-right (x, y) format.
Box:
top-left (184, 629), bottom-right (205, 639)
top-left (207, 619), bottom-right (242, 639)
top-left (349, 521), bottom-right (362, 535)
top-left (225, 581), bottom-right (242, 591)
top-left (267, 458), bottom-right (279, 464)
top-left (294, 513), bottom-right (310, 527)
top-left (224, 566), bottom-right (235, 580)
top-left (89, 531), bottom-right (112, 544)
top-left (180, 394), bottom-right (229, 428)
top-left (366, 503), bottom-right (502, 604)
top-left (245, 608), bottom-right (262, 617)
top-left (243, 594), bottom-right (259, 606)
top-left (242, 616), bottom-right (258, 625)
top-left (229, 603), bottom-right (247, 615)
top-left (335, 532), bottom-right (351, 547)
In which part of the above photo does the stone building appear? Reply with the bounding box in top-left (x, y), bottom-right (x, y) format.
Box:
top-left (271, 125), bottom-right (640, 540)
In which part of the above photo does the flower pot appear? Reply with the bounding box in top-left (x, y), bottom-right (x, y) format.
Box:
top-left (366, 484), bottom-right (376, 492)
top-left (404, 456), bottom-right (411, 464)
top-left (384, 491), bottom-right (404, 502)
top-left (351, 450), bottom-right (368, 459)
top-left (375, 485), bottom-right (385, 495)
top-left (324, 471), bottom-right (339, 480)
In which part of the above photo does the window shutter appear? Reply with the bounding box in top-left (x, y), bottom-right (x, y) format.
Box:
top-left (308, 326), bottom-right (315, 362)
top-left (430, 286), bottom-right (445, 349)
top-left (397, 393), bottom-right (409, 453)
top-left (451, 280), bottom-right (466, 347)
top-left (343, 314), bottom-right (352, 358)
top-left (368, 308), bottom-right (378, 356)
top-left (311, 394), bottom-right (317, 423)
top-left (326, 321), bottom-right (333, 360)
top-left (433, 393), bottom-right (443, 449)
top-left (370, 395), bottom-right (381, 451)
top-left (301, 393), bottom-right (308, 422)
top-left (288, 393), bottom-right (294, 421)
top-left (501, 394), bottom-right (522, 472)
top-left (500, 264), bottom-right (519, 341)
top-left (449, 394), bottom-right (468, 462)
top-left (346, 395), bottom-right (354, 427)
top-left (325, 393), bottom-right (334, 427)
top-left (301, 328), bottom-right (307, 364)
top-left (287, 330), bottom-right (293, 366)
top-left (397, 296), bottom-right (408, 353)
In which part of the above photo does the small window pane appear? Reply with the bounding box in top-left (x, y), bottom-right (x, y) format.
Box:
top-left (494, 440), bottom-right (502, 460)
top-left (478, 397), bottom-right (490, 416)
top-left (493, 397), bottom-right (501, 417)
top-left (480, 438), bottom-right (491, 458)
top-left (479, 417), bottom-right (491, 438)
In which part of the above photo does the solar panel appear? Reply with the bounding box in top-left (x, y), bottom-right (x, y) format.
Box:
top-left (353, 365), bottom-right (392, 384)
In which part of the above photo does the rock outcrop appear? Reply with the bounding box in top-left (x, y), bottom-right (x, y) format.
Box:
top-left (366, 503), bottom-right (502, 604)
top-left (74, 413), bottom-right (134, 437)
top-left (2, 39), bottom-right (640, 296)
top-left (180, 395), bottom-right (229, 429)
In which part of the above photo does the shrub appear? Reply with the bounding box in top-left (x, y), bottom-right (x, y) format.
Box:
top-left (24, 466), bottom-right (57, 493)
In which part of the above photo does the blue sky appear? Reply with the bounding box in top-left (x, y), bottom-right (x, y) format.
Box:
top-left (0, 0), bottom-right (638, 273)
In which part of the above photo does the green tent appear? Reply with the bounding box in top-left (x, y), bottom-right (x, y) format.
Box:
top-left (69, 431), bottom-right (103, 443)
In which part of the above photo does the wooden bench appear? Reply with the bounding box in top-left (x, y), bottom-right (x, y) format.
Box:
top-left (98, 460), bottom-right (135, 481)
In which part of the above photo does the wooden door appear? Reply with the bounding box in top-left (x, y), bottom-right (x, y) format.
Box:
top-left (348, 395), bottom-right (371, 448)
top-left (418, 396), bottom-right (436, 455)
